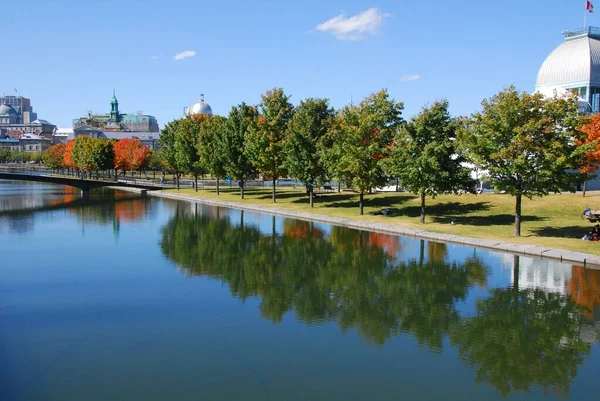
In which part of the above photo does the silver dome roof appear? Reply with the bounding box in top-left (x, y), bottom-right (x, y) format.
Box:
top-left (536, 34), bottom-right (600, 88)
top-left (0, 104), bottom-right (17, 116)
top-left (189, 94), bottom-right (213, 116)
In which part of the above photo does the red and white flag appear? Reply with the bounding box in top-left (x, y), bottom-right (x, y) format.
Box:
top-left (588, 1), bottom-right (594, 13)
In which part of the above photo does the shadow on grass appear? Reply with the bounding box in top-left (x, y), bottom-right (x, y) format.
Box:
top-left (432, 214), bottom-right (546, 226)
top-left (256, 191), bottom-right (306, 200)
top-left (397, 201), bottom-right (547, 226)
top-left (530, 225), bottom-right (591, 239)
top-left (317, 194), bottom-right (415, 209)
top-left (403, 201), bottom-right (491, 218)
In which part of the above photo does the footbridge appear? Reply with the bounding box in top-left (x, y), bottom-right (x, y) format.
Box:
top-left (0, 169), bottom-right (172, 195)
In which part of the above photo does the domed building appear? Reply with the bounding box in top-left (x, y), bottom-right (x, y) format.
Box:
top-left (0, 104), bottom-right (18, 124)
top-left (184, 94), bottom-right (213, 117)
top-left (73, 90), bottom-right (159, 132)
top-left (536, 27), bottom-right (600, 112)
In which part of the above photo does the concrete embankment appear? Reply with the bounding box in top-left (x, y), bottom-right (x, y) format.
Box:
top-left (116, 187), bottom-right (600, 269)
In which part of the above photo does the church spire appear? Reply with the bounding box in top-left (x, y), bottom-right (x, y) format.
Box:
top-left (110, 90), bottom-right (120, 122)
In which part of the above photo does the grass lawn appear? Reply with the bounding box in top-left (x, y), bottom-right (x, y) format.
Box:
top-left (165, 186), bottom-right (600, 256)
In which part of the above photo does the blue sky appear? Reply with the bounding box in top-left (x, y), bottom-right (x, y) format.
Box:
top-left (3, 0), bottom-right (595, 128)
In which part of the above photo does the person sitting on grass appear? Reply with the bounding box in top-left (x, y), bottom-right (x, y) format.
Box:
top-left (583, 224), bottom-right (600, 241)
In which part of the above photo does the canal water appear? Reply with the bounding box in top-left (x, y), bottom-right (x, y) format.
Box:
top-left (1, 181), bottom-right (599, 401)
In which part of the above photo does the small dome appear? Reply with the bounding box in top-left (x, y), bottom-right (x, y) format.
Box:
top-left (0, 104), bottom-right (17, 116)
top-left (536, 33), bottom-right (600, 87)
top-left (189, 94), bottom-right (213, 116)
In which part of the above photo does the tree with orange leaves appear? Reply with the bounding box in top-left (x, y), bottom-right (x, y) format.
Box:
top-left (63, 140), bottom-right (76, 170)
top-left (42, 143), bottom-right (66, 170)
top-left (113, 138), bottom-right (152, 174)
top-left (577, 113), bottom-right (600, 196)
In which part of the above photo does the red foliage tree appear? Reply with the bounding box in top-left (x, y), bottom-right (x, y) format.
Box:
top-left (42, 143), bottom-right (66, 169)
top-left (113, 138), bottom-right (152, 172)
top-left (578, 113), bottom-right (600, 196)
top-left (63, 140), bottom-right (76, 169)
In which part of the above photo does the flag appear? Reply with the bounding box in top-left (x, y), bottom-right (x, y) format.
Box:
top-left (14, 88), bottom-right (17, 93)
top-left (588, 1), bottom-right (594, 13)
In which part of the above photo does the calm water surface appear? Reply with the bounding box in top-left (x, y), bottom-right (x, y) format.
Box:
top-left (1, 181), bottom-right (599, 401)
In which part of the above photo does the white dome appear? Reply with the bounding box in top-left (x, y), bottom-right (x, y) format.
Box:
top-left (536, 33), bottom-right (600, 88)
top-left (188, 94), bottom-right (213, 116)
top-left (0, 104), bottom-right (17, 116)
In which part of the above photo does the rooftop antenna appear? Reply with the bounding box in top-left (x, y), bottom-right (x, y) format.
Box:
top-left (87, 109), bottom-right (92, 118)
top-left (200, 93), bottom-right (205, 102)
top-left (136, 110), bottom-right (143, 116)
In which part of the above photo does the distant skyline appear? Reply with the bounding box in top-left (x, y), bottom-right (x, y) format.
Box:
top-left (3, 0), bottom-right (596, 128)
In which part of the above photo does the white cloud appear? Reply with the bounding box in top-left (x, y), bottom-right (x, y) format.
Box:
top-left (315, 8), bottom-right (390, 41)
top-left (401, 74), bottom-right (421, 82)
top-left (173, 50), bottom-right (196, 60)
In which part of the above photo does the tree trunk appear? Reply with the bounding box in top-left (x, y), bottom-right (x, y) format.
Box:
top-left (309, 185), bottom-right (314, 208)
top-left (338, 182), bottom-right (341, 193)
top-left (194, 174), bottom-right (198, 192)
top-left (359, 191), bottom-right (364, 215)
top-left (583, 179), bottom-right (587, 197)
top-left (514, 194), bottom-right (522, 236)
top-left (419, 239), bottom-right (425, 266)
top-left (420, 191), bottom-right (426, 224)
top-left (272, 177), bottom-right (276, 203)
top-left (216, 177), bottom-right (220, 195)
top-left (177, 173), bottom-right (180, 190)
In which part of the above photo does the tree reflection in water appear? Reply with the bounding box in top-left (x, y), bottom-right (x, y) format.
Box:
top-left (159, 204), bottom-right (596, 396)
top-left (159, 203), bottom-right (599, 397)
top-left (452, 255), bottom-right (592, 397)
top-left (160, 204), bottom-right (488, 348)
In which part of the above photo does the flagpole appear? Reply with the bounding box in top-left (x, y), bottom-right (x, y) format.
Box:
top-left (585, 0), bottom-right (588, 29)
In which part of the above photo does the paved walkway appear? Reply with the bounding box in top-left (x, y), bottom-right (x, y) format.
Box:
top-left (143, 190), bottom-right (600, 269)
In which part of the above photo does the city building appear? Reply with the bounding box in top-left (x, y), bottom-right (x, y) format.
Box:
top-left (0, 138), bottom-right (21, 152)
top-left (52, 126), bottom-right (106, 144)
top-left (73, 91), bottom-right (159, 132)
top-left (183, 94), bottom-right (213, 117)
top-left (0, 95), bottom-right (37, 124)
top-left (103, 132), bottom-right (161, 150)
top-left (1, 96), bottom-right (56, 150)
top-left (536, 27), bottom-right (600, 112)
top-left (19, 133), bottom-right (51, 153)
top-left (52, 127), bottom-right (160, 150)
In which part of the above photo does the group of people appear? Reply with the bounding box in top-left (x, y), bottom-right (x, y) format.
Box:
top-left (583, 224), bottom-right (600, 241)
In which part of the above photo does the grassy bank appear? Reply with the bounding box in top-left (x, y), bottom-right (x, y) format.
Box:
top-left (164, 186), bottom-right (600, 256)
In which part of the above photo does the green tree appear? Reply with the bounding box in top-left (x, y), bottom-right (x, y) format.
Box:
top-left (284, 98), bottom-right (335, 207)
top-left (147, 149), bottom-right (164, 178)
top-left (197, 115), bottom-right (228, 195)
top-left (385, 100), bottom-right (474, 223)
top-left (71, 136), bottom-right (96, 174)
top-left (222, 103), bottom-right (259, 199)
top-left (458, 86), bottom-right (583, 236)
top-left (246, 88), bottom-right (294, 203)
top-left (331, 90), bottom-right (404, 215)
top-left (91, 138), bottom-right (114, 176)
top-left (159, 119), bottom-right (184, 189)
top-left (175, 115), bottom-right (208, 191)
